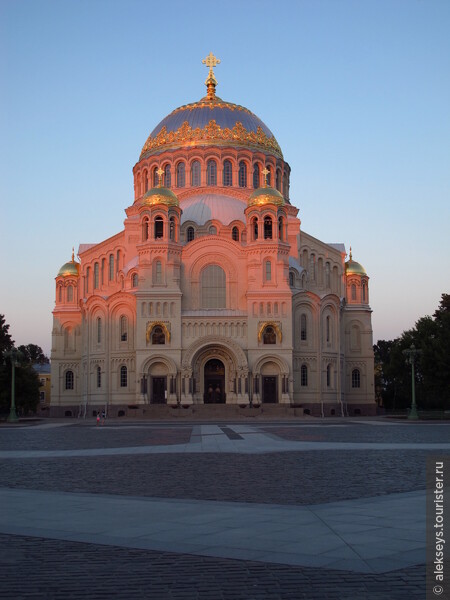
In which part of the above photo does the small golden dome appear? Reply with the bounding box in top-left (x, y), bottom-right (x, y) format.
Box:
top-left (248, 186), bottom-right (285, 207)
top-left (58, 250), bottom-right (80, 277)
top-left (345, 248), bottom-right (367, 276)
top-left (141, 186), bottom-right (179, 207)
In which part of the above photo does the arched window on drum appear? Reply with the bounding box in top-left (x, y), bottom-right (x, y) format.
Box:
top-left (207, 160), bottom-right (217, 186)
top-left (223, 160), bottom-right (232, 186)
top-left (238, 161), bottom-right (247, 187)
top-left (191, 161), bottom-right (201, 186)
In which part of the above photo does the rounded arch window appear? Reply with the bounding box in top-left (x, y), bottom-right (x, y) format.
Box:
top-left (109, 254), bottom-right (114, 281)
top-left (238, 161), bottom-right (247, 187)
top-left (96, 317), bottom-right (102, 344)
top-left (253, 164), bottom-right (260, 189)
top-left (152, 166), bottom-right (159, 187)
top-left (169, 216), bottom-right (175, 241)
top-left (263, 325), bottom-right (276, 344)
top-left (232, 226), bottom-right (239, 241)
top-left (65, 370), bottom-right (74, 390)
top-left (154, 216), bottom-right (164, 239)
top-left (94, 263), bottom-right (99, 289)
top-left (132, 273), bottom-right (138, 288)
top-left (207, 160), bottom-right (217, 186)
top-left (186, 226), bottom-right (195, 242)
top-left (283, 170), bottom-right (289, 197)
top-left (120, 315), bottom-right (128, 341)
top-left (300, 314), bottom-right (307, 340)
top-left (223, 160), bottom-right (232, 186)
top-left (301, 364), bottom-right (308, 386)
top-left (176, 162), bottom-right (185, 188)
top-left (154, 260), bottom-right (163, 284)
top-left (143, 170), bottom-right (148, 193)
top-left (276, 169), bottom-right (281, 191)
top-left (326, 315), bottom-right (331, 342)
top-left (142, 217), bottom-right (149, 241)
top-left (201, 265), bottom-right (226, 309)
top-left (191, 161), bottom-right (201, 186)
top-left (278, 216), bottom-right (284, 240)
top-left (289, 272), bottom-right (294, 287)
top-left (209, 226), bottom-right (217, 235)
top-left (265, 260), bottom-right (272, 281)
top-left (67, 285), bottom-right (73, 302)
top-left (58, 285), bottom-right (62, 302)
top-left (164, 164), bottom-right (171, 188)
top-left (326, 364), bottom-right (331, 387)
top-left (120, 366), bottom-right (128, 388)
top-left (264, 216), bottom-right (273, 239)
top-left (351, 284), bottom-right (357, 301)
top-left (252, 217), bottom-right (258, 240)
top-left (352, 368), bottom-right (361, 388)
top-left (151, 326), bottom-right (166, 345)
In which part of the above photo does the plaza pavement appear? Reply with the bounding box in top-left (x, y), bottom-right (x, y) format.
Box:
top-left (0, 417), bottom-right (448, 599)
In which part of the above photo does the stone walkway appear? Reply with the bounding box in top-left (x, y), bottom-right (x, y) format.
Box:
top-left (0, 418), bottom-right (446, 598)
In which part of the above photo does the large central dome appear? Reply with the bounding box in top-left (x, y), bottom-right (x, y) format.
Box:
top-left (140, 58), bottom-right (282, 161)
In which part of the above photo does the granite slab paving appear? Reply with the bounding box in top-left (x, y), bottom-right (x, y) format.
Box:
top-left (0, 418), bottom-right (444, 598)
top-left (0, 486), bottom-right (426, 574)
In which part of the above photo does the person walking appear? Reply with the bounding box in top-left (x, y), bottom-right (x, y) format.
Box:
top-left (96, 412), bottom-right (100, 426)
top-left (101, 410), bottom-right (106, 426)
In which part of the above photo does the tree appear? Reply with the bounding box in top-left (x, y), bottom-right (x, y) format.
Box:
top-left (374, 294), bottom-right (450, 412)
top-left (0, 317), bottom-right (41, 416)
top-left (0, 314), bottom-right (14, 362)
top-left (17, 344), bottom-right (49, 365)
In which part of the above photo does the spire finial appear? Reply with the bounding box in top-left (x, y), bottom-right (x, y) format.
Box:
top-left (71, 247), bottom-right (75, 262)
top-left (262, 167), bottom-right (269, 188)
top-left (202, 52), bottom-right (220, 100)
top-left (156, 167), bottom-right (164, 187)
top-left (349, 246), bottom-right (352, 261)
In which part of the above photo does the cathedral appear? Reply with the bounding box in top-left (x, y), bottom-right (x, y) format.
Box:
top-left (51, 55), bottom-right (375, 417)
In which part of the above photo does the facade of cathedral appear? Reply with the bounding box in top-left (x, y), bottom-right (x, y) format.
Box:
top-left (51, 56), bottom-right (375, 417)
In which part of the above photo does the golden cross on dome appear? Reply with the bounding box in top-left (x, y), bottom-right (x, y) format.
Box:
top-left (349, 246), bottom-right (353, 260)
top-left (202, 52), bottom-right (220, 77)
top-left (262, 168), bottom-right (270, 187)
top-left (156, 167), bottom-right (164, 186)
top-left (202, 52), bottom-right (220, 100)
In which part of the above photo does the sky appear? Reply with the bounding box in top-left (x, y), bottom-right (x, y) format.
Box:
top-left (1, 0), bottom-right (449, 356)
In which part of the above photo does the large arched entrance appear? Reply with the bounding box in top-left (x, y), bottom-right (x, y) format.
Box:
top-left (204, 358), bottom-right (225, 403)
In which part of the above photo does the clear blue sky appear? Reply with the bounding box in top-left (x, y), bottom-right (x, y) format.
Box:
top-left (1, 0), bottom-right (449, 356)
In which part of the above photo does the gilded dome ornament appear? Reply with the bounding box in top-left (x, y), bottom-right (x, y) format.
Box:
top-left (141, 185), bottom-right (179, 207)
top-left (248, 186), bottom-right (285, 207)
top-left (202, 52), bottom-right (220, 100)
top-left (345, 247), bottom-right (367, 276)
top-left (58, 248), bottom-right (80, 277)
top-left (139, 55), bottom-right (282, 160)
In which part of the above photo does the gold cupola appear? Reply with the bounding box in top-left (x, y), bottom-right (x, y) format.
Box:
top-left (248, 186), bottom-right (285, 207)
top-left (345, 247), bottom-right (367, 276)
top-left (57, 249), bottom-right (80, 277)
top-left (141, 186), bottom-right (180, 207)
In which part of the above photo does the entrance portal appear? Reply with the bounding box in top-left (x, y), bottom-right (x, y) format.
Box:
top-left (262, 376), bottom-right (278, 403)
top-left (151, 376), bottom-right (167, 404)
top-left (204, 359), bottom-right (225, 403)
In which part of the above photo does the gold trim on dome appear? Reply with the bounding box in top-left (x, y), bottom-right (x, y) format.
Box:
top-left (171, 99), bottom-right (254, 114)
top-left (140, 119), bottom-right (283, 159)
top-left (141, 194), bottom-right (179, 207)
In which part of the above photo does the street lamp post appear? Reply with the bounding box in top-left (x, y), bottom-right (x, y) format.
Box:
top-left (402, 344), bottom-right (422, 420)
top-left (4, 349), bottom-right (21, 423)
